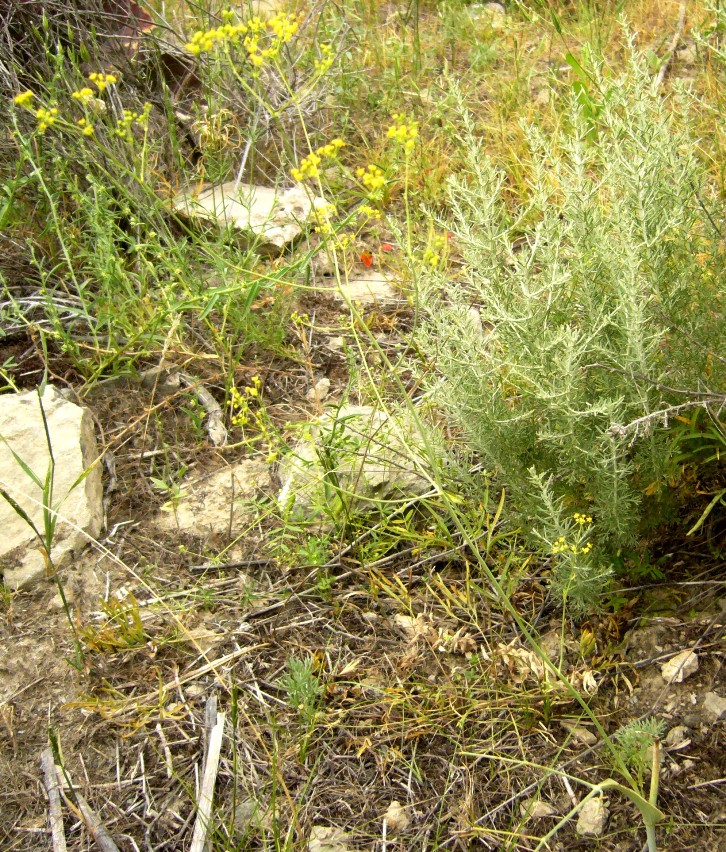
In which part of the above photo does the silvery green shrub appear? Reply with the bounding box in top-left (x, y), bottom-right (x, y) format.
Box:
top-left (415, 46), bottom-right (723, 608)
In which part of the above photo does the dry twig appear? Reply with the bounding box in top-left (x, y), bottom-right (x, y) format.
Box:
top-left (190, 702), bottom-right (226, 852)
top-left (54, 766), bottom-right (121, 852)
top-left (40, 748), bottom-right (67, 852)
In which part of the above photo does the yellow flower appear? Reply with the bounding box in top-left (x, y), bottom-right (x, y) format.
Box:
top-left (357, 164), bottom-right (385, 192)
top-left (88, 72), bottom-right (117, 93)
top-left (358, 205), bottom-right (381, 219)
top-left (35, 106), bottom-right (58, 132)
top-left (291, 139), bottom-right (344, 182)
top-left (77, 117), bottom-right (95, 136)
top-left (387, 114), bottom-right (419, 152)
top-left (13, 90), bottom-right (34, 108)
top-left (72, 87), bottom-right (95, 102)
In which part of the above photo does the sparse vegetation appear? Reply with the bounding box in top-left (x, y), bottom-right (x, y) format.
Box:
top-left (0, 0), bottom-right (724, 850)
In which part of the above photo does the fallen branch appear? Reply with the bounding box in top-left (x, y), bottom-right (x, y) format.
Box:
top-left (40, 748), bottom-right (67, 852)
top-left (54, 766), bottom-right (121, 852)
top-left (190, 704), bottom-right (226, 852)
top-left (179, 371), bottom-right (227, 446)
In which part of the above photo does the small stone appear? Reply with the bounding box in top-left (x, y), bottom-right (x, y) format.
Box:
top-left (520, 799), bottom-right (557, 820)
top-left (306, 378), bottom-right (331, 405)
top-left (576, 796), bottom-right (608, 837)
top-left (661, 650), bottom-right (699, 684)
top-left (534, 88), bottom-right (550, 107)
top-left (307, 825), bottom-right (351, 852)
top-left (325, 336), bottom-right (346, 351)
top-left (677, 46), bottom-right (695, 66)
top-left (561, 720), bottom-right (598, 746)
top-left (665, 725), bottom-right (690, 748)
top-left (702, 692), bottom-right (726, 722)
top-left (383, 800), bottom-right (409, 833)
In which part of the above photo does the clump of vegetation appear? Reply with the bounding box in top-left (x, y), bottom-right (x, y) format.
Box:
top-left (1, 1), bottom-right (724, 850)
top-left (413, 52), bottom-right (724, 608)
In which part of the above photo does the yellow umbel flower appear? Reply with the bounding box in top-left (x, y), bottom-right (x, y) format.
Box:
top-left (35, 106), bottom-right (58, 133)
top-left (291, 138), bottom-right (344, 182)
top-left (77, 117), bottom-right (95, 136)
top-left (13, 90), bottom-right (34, 108)
top-left (387, 113), bottom-right (418, 151)
top-left (88, 72), bottom-right (117, 93)
top-left (356, 164), bottom-right (385, 192)
top-left (72, 87), bottom-right (95, 103)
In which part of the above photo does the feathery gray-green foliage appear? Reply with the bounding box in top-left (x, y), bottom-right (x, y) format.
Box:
top-left (415, 45), bottom-right (723, 607)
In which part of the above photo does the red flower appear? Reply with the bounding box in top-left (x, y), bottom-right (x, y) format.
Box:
top-left (360, 250), bottom-right (373, 267)
top-left (380, 242), bottom-right (394, 253)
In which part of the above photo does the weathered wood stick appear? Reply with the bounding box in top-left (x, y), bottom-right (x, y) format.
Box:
top-left (190, 708), bottom-right (226, 852)
top-left (54, 766), bottom-right (121, 852)
top-left (40, 748), bottom-right (67, 852)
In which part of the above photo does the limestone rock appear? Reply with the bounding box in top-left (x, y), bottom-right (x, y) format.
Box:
top-left (520, 799), bottom-right (557, 820)
top-left (576, 796), bottom-right (608, 837)
top-left (702, 692), bottom-right (726, 723)
top-left (308, 826), bottom-right (352, 852)
top-left (154, 460), bottom-right (270, 536)
top-left (172, 182), bottom-right (323, 253)
top-left (661, 650), bottom-right (699, 684)
top-left (306, 378), bottom-right (331, 405)
top-left (277, 405), bottom-right (432, 521)
top-left (0, 386), bottom-right (102, 589)
top-left (320, 269), bottom-right (403, 305)
top-left (383, 801), bottom-right (410, 833)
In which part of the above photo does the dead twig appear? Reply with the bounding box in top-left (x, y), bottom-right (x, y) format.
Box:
top-left (53, 766), bottom-right (121, 852)
top-left (40, 748), bottom-right (67, 852)
top-left (179, 370), bottom-right (228, 447)
top-left (190, 703), bottom-right (226, 852)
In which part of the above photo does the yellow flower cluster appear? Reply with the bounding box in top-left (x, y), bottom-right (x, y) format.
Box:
top-left (268, 11), bottom-right (300, 42)
top-left (230, 376), bottom-right (262, 428)
top-left (358, 204), bottom-right (381, 219)
top-left (186, 11), bottom-right (299, 67)
top-left (356, 164), bottom-right (385, 192)
top-left (573, 513), bottom-right (593, 525)
top-left (72, 87), bottom-right (95, 103)
top-left (77, 117), bottom-right (94, 136)
top-left (312, 201), bottom-right (337, 235)
top-left (552, 536), bottom-right (593, 556)
top-left (423, 234), bottom-right (447, 268)
top-left (291, 138), bottom-right (344, 182)
top-left (386, 113), bottom-right (418, 151)
top-left (115, 102), bottom-right (152, 140)
top-left (314, 44), bottom-right (334, 74)
top-left (35, 106), bottom-right (58, 133)
top-left (88, 72), bottom-right (117, 93)
top-left (13, 90), bottom-right (34, 108)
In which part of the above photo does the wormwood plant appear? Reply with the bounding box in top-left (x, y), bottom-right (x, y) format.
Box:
top-left (414, 43), bottom-right (724, 607)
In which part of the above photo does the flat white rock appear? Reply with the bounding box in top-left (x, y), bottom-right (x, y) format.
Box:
top-left (155, 459), bottom-right (270, 536)
top-left (308, 825), bottom-right (352, 852)
top-left (0, 386), bottom-right (102, 589)
top-left (320, 269), bottom-right (402, 305)
top-left (661, 650), bottom-right (699, 684)
top-left (277, 405), bottom-right (432, 521)
top-left (173, 182), bottom-right (323, 253)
